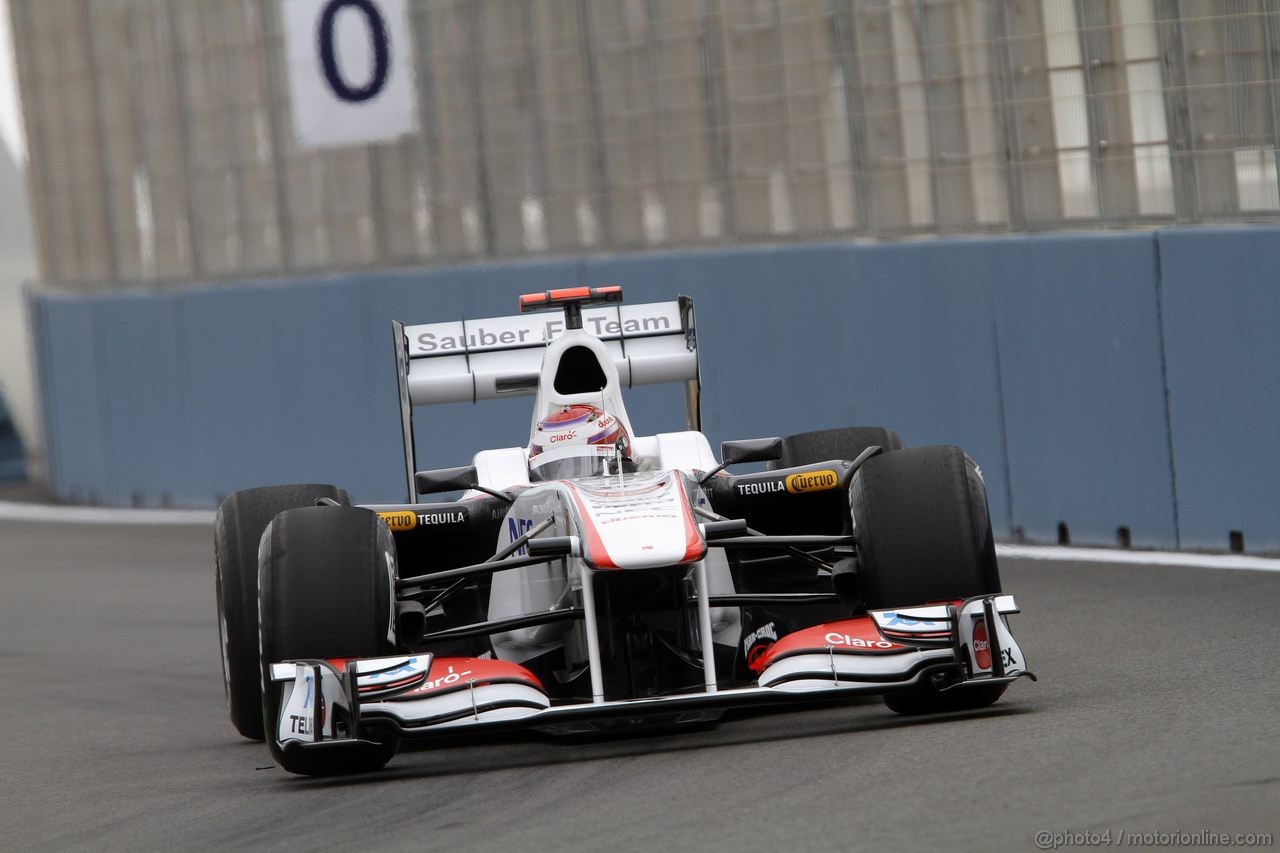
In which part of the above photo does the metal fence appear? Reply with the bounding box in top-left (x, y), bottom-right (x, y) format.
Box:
top-left (10, 0), bottom-right (1280, 290)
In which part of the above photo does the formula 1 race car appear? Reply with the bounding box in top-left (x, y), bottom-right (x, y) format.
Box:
top-left (214, 287), bottom-right (1034, 775)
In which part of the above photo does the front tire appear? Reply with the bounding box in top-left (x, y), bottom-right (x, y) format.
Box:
top-left (851, 445), bottom-right (999, 610)
top-left (258, 506), bottom-right (401, 776)
top-left (215, 484), bottom-right (349, 741)
top-left (849, 445), bottom-right (1004, 715)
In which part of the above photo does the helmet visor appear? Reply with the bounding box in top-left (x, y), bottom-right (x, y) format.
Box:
top-left (529, 445), bottom-right (618, 482)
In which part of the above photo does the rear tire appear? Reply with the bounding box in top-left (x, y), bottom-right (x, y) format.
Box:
top-left (849, 446), bottom-right (1003, 715)
top-left (215, 484), bottom-right (349, 741)
top-left (771, 426), bottom-right (905, 470)
top-left (258, 505), bottom-right (400, 776)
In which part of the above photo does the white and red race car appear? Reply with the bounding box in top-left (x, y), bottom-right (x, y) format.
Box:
top-left (214, 287), bottom-right (1034, 776)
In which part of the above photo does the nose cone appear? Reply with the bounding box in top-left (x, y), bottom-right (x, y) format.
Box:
top-left (563, 474), bottom-right (707, 570)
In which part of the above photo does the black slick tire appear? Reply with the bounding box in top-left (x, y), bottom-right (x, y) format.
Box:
top-left (848, 445), bottom-right (1005, 715)
top-left (215, 484), bottom-right (349, 741)
top-left (258, 505), bottom-right (400, 776)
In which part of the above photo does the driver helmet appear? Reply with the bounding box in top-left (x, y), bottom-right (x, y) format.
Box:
top-left (529, 404), bottom-right (631, 481)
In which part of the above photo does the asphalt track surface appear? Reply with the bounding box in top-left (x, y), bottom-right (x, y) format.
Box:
top-left (2, 519), bottom-right (1278, 852)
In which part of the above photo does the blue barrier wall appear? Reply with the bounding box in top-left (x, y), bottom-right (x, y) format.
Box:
top-left (1156, 229), bottom-right (1280, 552)
top-left (987, 234), bottom-right (1177, 548)
top-left (28, 227), bottom-right (1280, 552)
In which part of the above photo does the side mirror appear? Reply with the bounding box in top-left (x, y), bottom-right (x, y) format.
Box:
top-left (415, 465), bottom-right (478, 495)
top-left (720, 437), bottom-right (783, 465)
top-left (414, 465), bottom-right (515, 504)
top-left (698, 437), bottom-right (784, 484)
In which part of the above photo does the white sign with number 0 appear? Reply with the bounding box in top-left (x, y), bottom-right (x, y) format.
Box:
top-left (282, 0), bottom-right (417, 149)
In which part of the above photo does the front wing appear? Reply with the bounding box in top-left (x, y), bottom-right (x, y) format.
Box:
top-left (268, 594), bottom-right (1034, 751)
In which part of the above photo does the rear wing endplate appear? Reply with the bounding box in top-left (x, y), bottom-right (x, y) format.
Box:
top-left (392, 296), bottom-right (700, 501)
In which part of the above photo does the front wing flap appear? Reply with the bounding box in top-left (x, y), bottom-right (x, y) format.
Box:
top-left (868, 594), bottom-right (1031, 684)
top-left (269, 655), bottom-right (436, 746)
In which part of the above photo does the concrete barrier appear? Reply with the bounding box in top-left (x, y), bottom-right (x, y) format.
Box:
top-left (27, 227), bottom-right (1280, 552)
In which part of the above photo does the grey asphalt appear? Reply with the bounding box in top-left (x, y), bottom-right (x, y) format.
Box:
top-left (1, 518), bottom-right (1277, 852)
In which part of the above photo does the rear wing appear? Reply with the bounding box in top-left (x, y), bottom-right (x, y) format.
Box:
top-left (392, 295), bottom-right (701, 501)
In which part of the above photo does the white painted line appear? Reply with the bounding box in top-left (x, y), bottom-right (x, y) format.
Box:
top-left (996, 543), bottom-right (1280, 572)
top-left (0, 500), bottom-right (214, 525)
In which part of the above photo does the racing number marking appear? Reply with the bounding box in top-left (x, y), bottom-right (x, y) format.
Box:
top-left (318, 0), bottom-right (391, 103)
